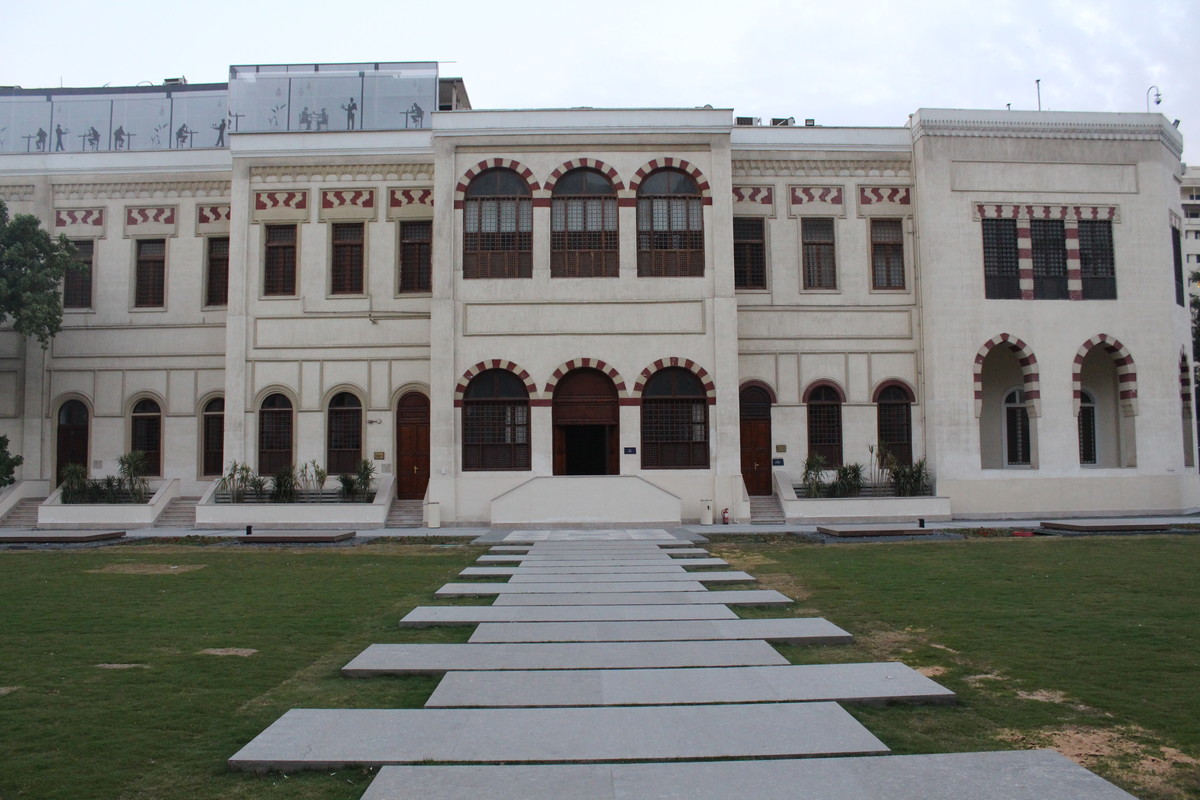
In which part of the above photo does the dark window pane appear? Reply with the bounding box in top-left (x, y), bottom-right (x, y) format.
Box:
top-left (1031, 219), bottom-right (1068, 299)
top-left (1078, 403), bottom-right (1097, 465)
top-left (131, 402), bottom-right (162, 475)
top-left (64, 239), bottom-right (93, 309)
top-left (206, 237), bottom-right (229, 307)
top-left (135, 239), bottom-right (165, 307)
top-left (641, 368), bottom-right (708, 469)
top-left (801, 218), bottom-right (836, 290)
top-left (331, 223), bottom-right (364, 294)
top-left (1173, 226), bottom-right (1185, 307)
top-left (202, 403), bottom-right (224, 476)
top-left (870, 219), bottom-right (904, 290)
top-left (733, 217), bottom-right (766, 289)
top-left (1006, 404), bottom-right (1031, 465)
top-left (398, 220), bottom-right (432, 292)
top-left (1079, 220), bottom-right (1116, 300)
top-left (552, 174), bottom-right (618, 278)
top-left (264, 225), bottom-right (297, 296)
top-left (327, 393), bottom-right (362, 474)
top-left (462, 369), bottom-right (530, 471)
top-left (637, 169), bottom-right (704, 278)
top-left (258, 393), bottom-right (293, 474)
top-left (464, 170), bottom-right (533, 279)
top-left (982, 219), bottom-right (1020, 299)
top-left (807, 386), bottom-right (842, 467)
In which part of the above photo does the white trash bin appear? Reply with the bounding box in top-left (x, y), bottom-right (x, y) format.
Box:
top-left (426, 501), bottom-right (441, 529)
top-left (700, 500), bottom-right (714, 526)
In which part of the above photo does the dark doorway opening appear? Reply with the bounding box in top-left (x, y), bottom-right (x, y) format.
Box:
top-left (739, 384), bottom-right (773, 495)
top-left (396, 392), bottom-right (430, 499)
top-left (562, 425), bottom-right (612, 475)
top-left (553, 368), bottom-right (619, 476)
top-left (56, 399), bottom-right (89, 486)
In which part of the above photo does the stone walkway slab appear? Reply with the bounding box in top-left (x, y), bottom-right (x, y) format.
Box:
top-left (360, 750), bottom-right (1137, 799)
top-left (342, 640), bottom-right (789, 675)
top-left (816, 524), bottom-right (925, 538)
top-left (505, 571), bottom-right (754, 583)
top-left (460, 565), bottom-right (689, 576)
top-left (466, 618), bottom-right (852, 645)
top-left (504, 530), bottom-right (681, 541)
top-left (516, 547), bottom-right (708, 556)
top-left (0, 529), bottom-right (125, 543)
top-left (1040, 518), bottom-right (1173, 532)
top-left (399, 604), bottom-right (740, 626)
top-left (477, 557), bottom-right (727, 567)
top-left (492, 590), bottom-right (792, 606)
top-left (228, 702), bottom-right (886, 771)
top-left (426, 662), bottom-right (954, 707)
top-left (236, 530), bottom-right (356, 543)
top-left (436, 581), bottom-right (707, 596)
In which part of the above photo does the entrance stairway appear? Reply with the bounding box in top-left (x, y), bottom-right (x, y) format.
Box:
top-left (386, 498), bottom-right (423, 528)
top-left (155, 497), bottom-right (199, 528)
top-left (749, 494), bottom-right (786, 525)
top-left (0, 497), bottom-right (43, 528)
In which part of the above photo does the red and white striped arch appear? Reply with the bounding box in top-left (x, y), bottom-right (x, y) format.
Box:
top-left (973, 334), bottom-right (1041, 418)
top-left (543, 159), bottom-right (625, 195)
top-left (454, 360), bottom-right (542, 407)
top-left (628, 159), bottom-right (712, 206)
top-left (632, 357), bottom-right (717, 405)
top-left (543, 358), bottom-right (632, 403)
top-left (1073, 335), bottom-right (1137, 416)
top-left (453, 159), bottom-right (541, 209)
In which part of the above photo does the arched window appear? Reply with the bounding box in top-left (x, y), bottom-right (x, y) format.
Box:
top-left (202, 398), bottom-right (224, 477)
top-left (1078, 389), bottom-right (1097, 466)
top-left (551, 168), bottom-right (618, 277)
top-left (641, 367), bottom-right (709, 469)
top-left (463, 369), bottom-right (530, 470)
top-left (637, 168), bottom-right (704, 277)
top-left (806, 385), bottom-right (843, 467)
top-left (258, 393), bottom-right (294, 475)
top-left (876, 385), bottom-right (913, 466)
top-left (463, 168), bottom-right (532, 279)
top-left (327, 392), bottom-right (363, 474)
top-left (1004, 388), bottom-right (1031, 467)
top-left (130, 398), bottom-right (162, 476)
top-left (56, 399), bottom-right (90, 485)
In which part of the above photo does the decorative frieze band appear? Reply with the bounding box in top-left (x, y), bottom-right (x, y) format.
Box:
top-left (53, 180), bottom-right (230, 200)
top-left (196, 204), bottom-right (231, 235)
top-left (0, 185), bottom-right (36, 202)
top-left (319, 189), bottom-right (377, 222)
top-left (55, 207), bottom-right (106, 237)
top-left (732, 186), bottom-right (773, 204)
top-left (253, 190), bottom-right (309, 223)
top-left (124, 206), bottom-right (178, 237)
top-left (388, 188), bottom-right (434, 220)
top-left (788, 186), bottom-right (845, 218)
top-left (250, 164), bottom-right (434, 182)
top-left (974, 204), bottom-right (1120, 222)
top-left (733, 160), bottom-right (912, 178)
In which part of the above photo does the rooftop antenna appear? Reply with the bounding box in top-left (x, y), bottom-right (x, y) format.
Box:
top-left (1036, 79), bottom-right (1041, 111)
top-left (1146, 85), bottom-right (1162, 112)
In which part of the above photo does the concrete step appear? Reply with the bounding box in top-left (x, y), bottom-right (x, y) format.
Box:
top-left (0, 498), bottom-right (44, 528)
top-left (386, 498), bottom-right (423, 528)
top-left (155, 497), bottom-right (199, 527)
top-left (750, 494), bottom-right (786, 524)
top-left (465, 617), bottom-right (852, 645)
top-left (399, 604), bottom-right (740, 626)
top-left (492, 590), bottom-right (793, 606)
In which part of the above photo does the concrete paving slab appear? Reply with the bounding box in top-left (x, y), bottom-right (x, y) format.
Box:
top-left (504, 530), bottom-right (681, 542)
top-left (360, 750), bottom-right (1137, 799)
top-left (492, 590), bottom-right (793, 606)
top-left (816, 524), bottom-right (925, 538)
top-left (505, 571), bottom-right (753, 583)
top-left (426, 662), bottom-right (953, 707)
top-left (477, 556), bottom-right (727, 567)
top-left (459, 565), bottom-right (689, 576)
top-left (341, 640), bottom-right (790, 675)
top-left (236, 530), bottom-right (356, 543)
top-left (435, 581), bottom-right (708, 596)
top-left (399, 604), bottom-right (740, 626)
top-left (467, 617), bottom-right (852, 645)
top-left (1040, 518), bottom-right (1173, 532)
top-left (228, 702), bottom-right (886, 772)
top-left (0, 529), bottom-right (125, 543)
top-left (486, 546), bottom-right (531, 553)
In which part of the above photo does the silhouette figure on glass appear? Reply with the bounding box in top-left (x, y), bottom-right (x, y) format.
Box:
top-left (54, 124), bottom-right (68, 151)
top-left (407, 102), bottom-right (424, 129)
top-left (35, 128), bottom-right (47, 151)
top-left (316, 108), bottom-right (329, 131)
top-left (341, 97), bottom-right (357, 129)
top-left (86, 126), bottom-right (100, 151)
top-left (299, 107), bottom-right (312, 131)
top-left (114, 126), bottom-right (126, 150)
top-left (176, 123), bottom-right (190, 148)
top-left (213, 118), bottom-right (226, 147)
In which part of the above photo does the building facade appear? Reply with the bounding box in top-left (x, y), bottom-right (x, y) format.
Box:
top-left (1, 65), bottom-right (1195, 525)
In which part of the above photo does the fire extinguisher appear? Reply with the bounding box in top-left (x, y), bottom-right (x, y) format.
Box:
top-left (722, 508), bottom-right (730, 525)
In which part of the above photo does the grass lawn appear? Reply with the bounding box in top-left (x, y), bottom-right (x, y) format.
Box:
top-left (709, 534), bottom-right (1200, 800)
top-left (1, 535), bottom-right (1197, 799)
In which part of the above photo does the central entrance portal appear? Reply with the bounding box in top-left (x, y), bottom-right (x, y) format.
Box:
top-left (553, 368), bottom-right (619, 475)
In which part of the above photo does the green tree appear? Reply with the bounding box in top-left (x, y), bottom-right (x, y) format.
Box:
top-left (0, 434), bottom-right (22, 487)
top-left (0, 199), bottom-right (81, 347)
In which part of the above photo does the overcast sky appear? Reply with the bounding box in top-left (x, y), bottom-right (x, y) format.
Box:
top-left (3, 0), bottom-right (1196, 157)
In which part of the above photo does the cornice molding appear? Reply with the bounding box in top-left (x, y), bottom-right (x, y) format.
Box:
top-left (732, 159), bottom-right (911, 178)
top-left (911, 116), bottom-right (1184, 160)
top-left (0, 184), bottom-right (36, 202)
top-left (250, 164), bottom-right (435, 183)
top-left (52, 181), bottom-right (232, 201)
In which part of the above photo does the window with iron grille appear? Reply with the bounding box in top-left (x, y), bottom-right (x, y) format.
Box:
top-left (462, 369), bottom-right (531, 470)
top-left (806, 385), bottom-right (843, 467)
top-left (1004, 389), bottom-right (1031, 466)
top-left (876, 385), bottom-right (912, 466)
top-left (1031, 219), bottom-right (1069, 299)
top-left (398, 220), bottom-right (432, 292)
top-left (205, 237), bottom-right (229, 307)
top-left (637, 169), bottom-right (704, 277)
top-left (263, 225), bottom-right (297, 296)
top-left (870, 219), bottom-right (904, 290)
top-left (801, 218), bottom-right (836, 290)
top-left (981, 219), bottom-right (1020, 299)
top-left (551, 168), bottom-right (618, 278)
top-left (258, 393), bottom-right (294, 475)
top-left (331, 223), bottom-right (365, 294)
top-left (130, 398), bottom-right (162, 475)
top-left (202, 398), bottom-right (224, 476)
top-left (733, 217), bottom-right (766, 289)
top-left (641, 368), bottom-right (709, 469)
top-left (1078, 391), bottom-right (1097, 465)
top-left (327, 392), bottom-right (363, 474)
top-left (134, 239), bottom-right (165, 307)
top-left (1079, 220), bottom-right (1116, 299)
top-left (463, 169), bottom-right (532, 279)
top-left (64, 239), bottom-right (93, 309)
top-left (1172, 226), bottom-right (1185, 307)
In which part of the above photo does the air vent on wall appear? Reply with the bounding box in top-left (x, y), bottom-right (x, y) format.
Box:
top-left (735, 116), bottom-right (760, 126)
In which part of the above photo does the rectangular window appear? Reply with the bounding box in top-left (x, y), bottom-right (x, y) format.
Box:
top-left (733, 217), bottom-right (766, 289)
top-left (1079, 220), bottom-right (1116, 300)
top-left (1172, 226), bottom-right (1184, 307)
top-left (981, 219), bottom-right (1020, 299)
top-left (398, 220), bottom-right (432, 293)
top-left (263, 225), bottom-right (297, 296)
top-left (1031, 219), bottom-right (1068, 299)
top-left (870, 219), bottom-right (904, 290)
top-left (330, 222), bottom-right (364, 295)
top-left (64, 239), bottom-right (93, 309)
top-left (205, 236), bottom-right (229, 307)
top-left (134, 239), bottom-right (165, 308)
top-left (801, 218), bottom-right (836, 290)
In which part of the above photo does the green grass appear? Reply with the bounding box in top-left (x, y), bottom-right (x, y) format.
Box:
top-left (711, 535), bottom-right (1200, 800)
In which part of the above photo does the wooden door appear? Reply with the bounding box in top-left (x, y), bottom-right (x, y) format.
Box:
top-left (396, 393), bottom-right (430, 499)
top-left (56, 400), bottom-right (89, 485)
top-left (552, 368), bottom-right (619, 476)
top-left (739, 386), bottom-right (773, 495)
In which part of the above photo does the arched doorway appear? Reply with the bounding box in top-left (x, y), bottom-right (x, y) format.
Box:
top-left (396, 392), bottom-right (430, 498)
top-left (553, 368), bottom-right (618, 475)
top-left (739, 385), bottom-right (773, 495)
top-left (56, 399), bottom-right (89, 485)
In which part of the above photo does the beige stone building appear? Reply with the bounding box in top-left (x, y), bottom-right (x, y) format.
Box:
top-left (0, 64), bottom-right (1194, 526)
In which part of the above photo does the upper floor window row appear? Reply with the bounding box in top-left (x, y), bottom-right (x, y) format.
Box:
top-left (982, 216), bottom-right (1116, 301)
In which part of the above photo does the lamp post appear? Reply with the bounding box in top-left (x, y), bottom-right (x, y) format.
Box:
top-left (1147, 85), bottom-right (1162, 113)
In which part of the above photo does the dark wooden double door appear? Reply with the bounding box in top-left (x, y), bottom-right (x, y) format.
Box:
top-left (740, 386), bottom-right (773, 496)
top-left (396, 393), bottom-right (430, 499)
top-left (553, 368), bottom-right (619, 476)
